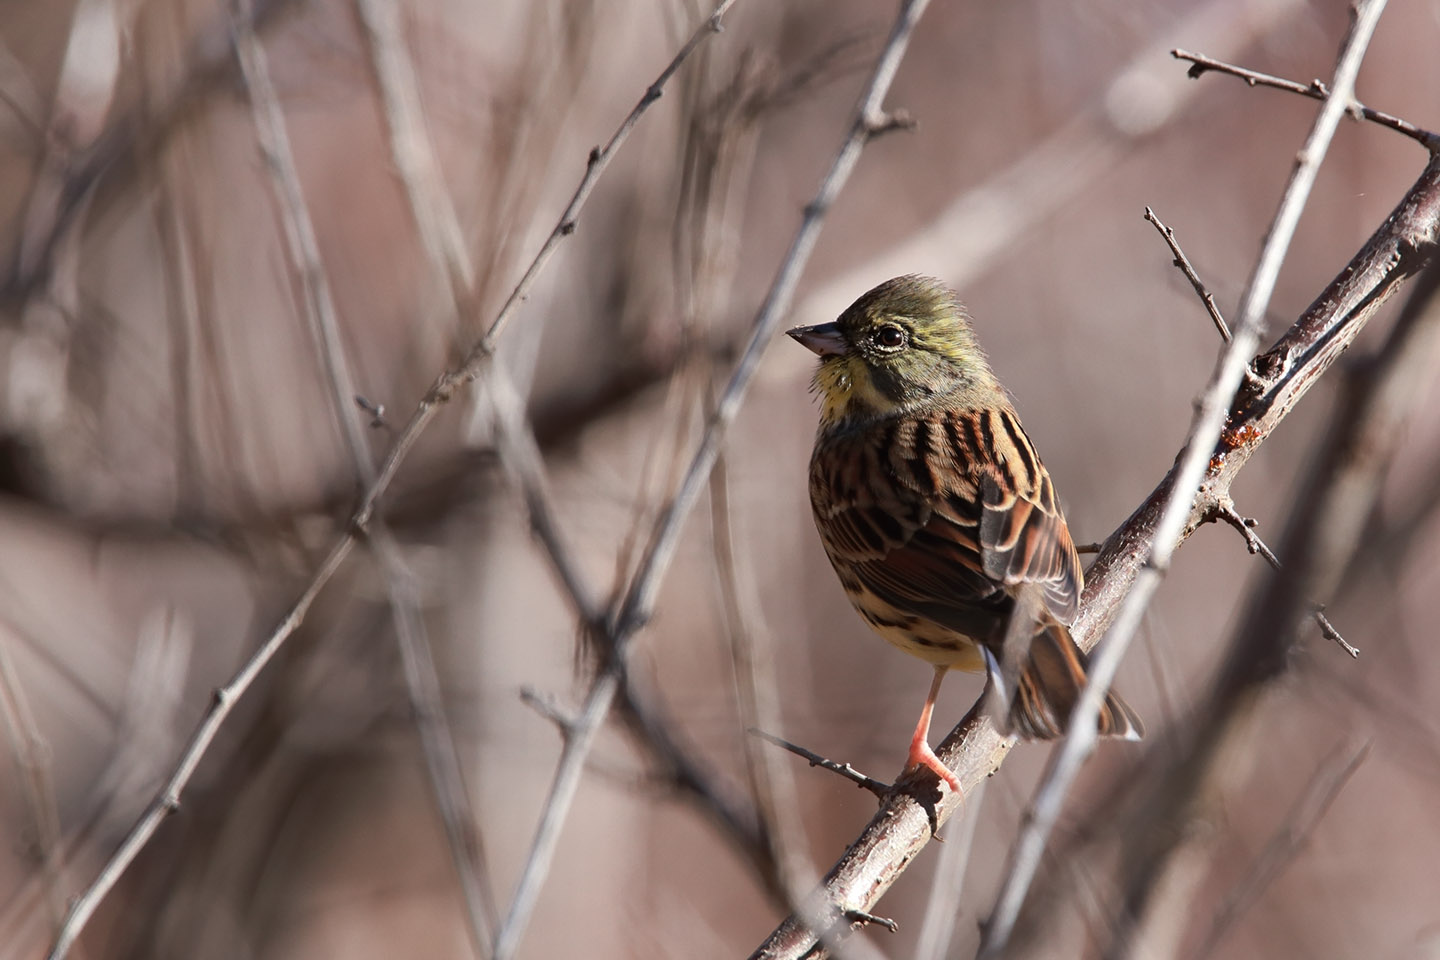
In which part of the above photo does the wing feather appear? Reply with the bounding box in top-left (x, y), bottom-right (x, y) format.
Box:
top-left (811, 403), bottom-right (1083, 639)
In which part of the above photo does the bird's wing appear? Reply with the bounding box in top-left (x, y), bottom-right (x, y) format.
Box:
top-left (967, 404), bottom-right (1083, 623)
top-left (811, 406), bottom-right (1082, 636)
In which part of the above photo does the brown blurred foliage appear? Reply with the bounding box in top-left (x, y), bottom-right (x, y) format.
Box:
top-left (2, 1), bottom-right (1440, 958)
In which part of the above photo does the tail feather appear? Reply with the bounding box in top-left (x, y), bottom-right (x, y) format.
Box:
top-left (1008, 622), bottom-right (1144, 741)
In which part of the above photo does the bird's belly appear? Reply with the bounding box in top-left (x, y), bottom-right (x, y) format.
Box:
top-left (850, 590), bottom-right (986, 672)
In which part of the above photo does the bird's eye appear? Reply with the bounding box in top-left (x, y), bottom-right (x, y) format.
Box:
top-left (876, 326), bottom-right (907, 349)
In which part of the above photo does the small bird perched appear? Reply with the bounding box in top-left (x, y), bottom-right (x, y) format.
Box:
top-left (789, 275), bottom-right (1141, 793)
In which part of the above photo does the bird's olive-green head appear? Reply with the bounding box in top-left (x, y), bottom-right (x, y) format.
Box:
top-left (788, 275), bottom-right (1000, 428)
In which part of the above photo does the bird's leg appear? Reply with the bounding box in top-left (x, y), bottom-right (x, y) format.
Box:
top-left (906, 665), bottom-right (962, 794)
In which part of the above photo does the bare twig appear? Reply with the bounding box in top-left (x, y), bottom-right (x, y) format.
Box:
top-left (493, 3), bottom-right (934, 957)
top-left (748, 728), bottom-right (891, 799)
top-left (1144, 206), bottom-right (1231, 341)
top-left (1189, 741), bottom-right (1369, 960)
top-left (1312, 609), bottom-right (1359, 659)
top-left (42, 4), bottom-right (738, 956)
top-left (1172, 48), bottom-right (1440, 150)
top-left (1210, 501), bottom-right (1359, 657)
top-left (845, 909), bottom-right (898, 934)
top-left (978, 7), bottom-right (1390, 954)
top-left (43, 536), bottom-right (353, 960)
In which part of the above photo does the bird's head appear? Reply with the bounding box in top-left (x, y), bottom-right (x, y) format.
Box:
top-left (788, 275), bottom-right (999, 427)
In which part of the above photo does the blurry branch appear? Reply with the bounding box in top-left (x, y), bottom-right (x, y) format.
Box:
top-left (362, 0), bottom-right (784, 927)
top-left (0, 36), bottom-right (45, 139)
top-left (914, 781), bottom-right (986, 960)
top-left (494, 2), bottom-right (935, 956)
top-left (1104, 233), bottom-right (1440, 960)
top-left (1172, 48), bottom-right (1440, 149)
top-left (985, 3), bottom-right (1386, 951)
top-left (358, 0), bottom-right (797, 950)
top-left (42, 4), bottom-right (740, 958)
top-left (1189, 741), bottom-right (1369, 960)
top-left (235, 5), bottom-right (498, 957)
top-left (5, 0), bottom-right (298, 301)
top-left (1146, 205), bottom-right (1359, 658)
top-left (13, 0), bottom-right (125, 287)
top-left (0, 620), bottom-right (66, 936)
top-left (750, 4), bottom-right (1438, 956)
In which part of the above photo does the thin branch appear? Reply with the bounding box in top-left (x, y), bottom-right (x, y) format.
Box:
top-left (748, 729), bottom-right (891, 799)
top-left (1312, 609), bottom-right (1359, 659)
top-left (979, 6), bottom-right (1389, 954)
top-left (42, 3), bottom-right (738, 956)
top-left (44, 536), bottom-right (353, 960)
top-left (1144, 206), bottom-right (1231, 341)
top-left (1210, 501), bottom-right (1359, 657)
top-left (1189, 741), bottom-right (1369, 960)
top-left (1172, 48), bottom-right (1440, 150)
top-left (493, 3), bottom-right (934, 957)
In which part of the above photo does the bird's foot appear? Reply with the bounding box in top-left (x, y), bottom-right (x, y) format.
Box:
top-left (906, 738), bottom-right (962, 796)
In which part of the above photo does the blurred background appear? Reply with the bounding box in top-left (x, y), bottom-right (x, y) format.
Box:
top-left (1, 0), bottom-right (1439, 957)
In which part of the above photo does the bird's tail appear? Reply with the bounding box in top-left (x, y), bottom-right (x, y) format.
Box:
top-left (1008, 620), bottom-right (1144, 741)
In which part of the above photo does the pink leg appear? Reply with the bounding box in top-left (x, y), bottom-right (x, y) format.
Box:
top-left (906, 665), bottom-right (962, 794)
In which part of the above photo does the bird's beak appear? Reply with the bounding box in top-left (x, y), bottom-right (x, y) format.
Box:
top-left (786, 321), bottom-right (848, 357)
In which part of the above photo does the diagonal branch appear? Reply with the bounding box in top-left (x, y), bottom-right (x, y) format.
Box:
top-left (991, 1), bottom-right (1386, 951)
top-left (1104, 219), bottom-right (1440, 960)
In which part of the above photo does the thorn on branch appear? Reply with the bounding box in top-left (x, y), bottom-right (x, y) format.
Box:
top-left (1212, 501), bottom-right (1280, 568)
top-left (1075, 541), bottom-right (1103, 555)
top-left (354, 394), bottom-right (388, 429)
top-left (1209, 502), bottom-right (1360, 658)
top-left (748, 727), bottom-right (891, 798)
top-left (587, 146), bottom-right (601, 167)
top-left (845, 908), bottom-right (898, 933)
top-left (522, 686), bottom-right (579, 742)
top-left (863, 107), bottom-right (916, 140)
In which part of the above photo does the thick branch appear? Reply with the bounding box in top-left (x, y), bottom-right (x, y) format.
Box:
top-left (1105, 232), bottom-right (1440, 960)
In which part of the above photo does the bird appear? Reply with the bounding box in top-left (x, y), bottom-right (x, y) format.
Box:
top-left (788, 275), bottom-right (1142, 793)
